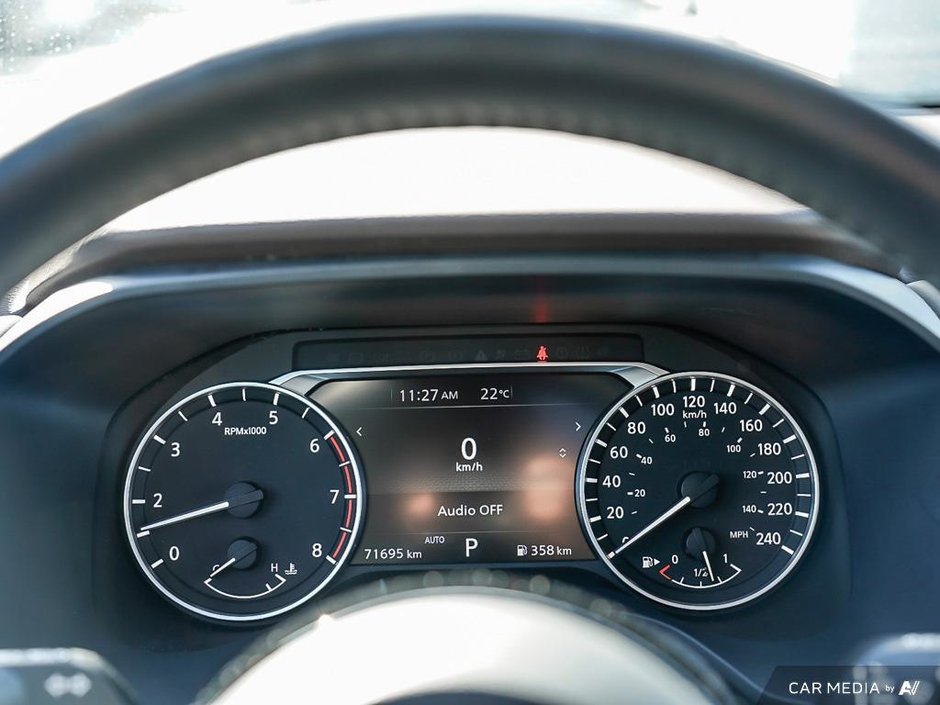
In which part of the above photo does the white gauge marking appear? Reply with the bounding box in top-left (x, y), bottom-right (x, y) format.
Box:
top-left (204, 574), bottom-right (287, 600)
top-left (150, 559), bottom-right (164, 569)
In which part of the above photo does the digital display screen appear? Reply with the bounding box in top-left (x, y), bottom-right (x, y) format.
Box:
top-left (311, 373), bottom-right (628, 565)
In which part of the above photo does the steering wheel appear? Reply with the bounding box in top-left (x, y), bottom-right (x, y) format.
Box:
top-left (2, 13), bottom-right (939, 705)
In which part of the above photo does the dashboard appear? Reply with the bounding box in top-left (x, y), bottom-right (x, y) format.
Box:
top-left (0, 216), bottom-right (939, 704)
top-left (104, 320), bottom-right (852, 639)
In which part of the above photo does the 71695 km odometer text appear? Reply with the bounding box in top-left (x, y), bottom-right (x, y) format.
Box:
top-left (578, 371), bottom-right (819, 611)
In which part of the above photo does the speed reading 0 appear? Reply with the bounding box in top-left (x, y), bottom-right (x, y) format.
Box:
top-left (578, 371), bottom-right (819, 611)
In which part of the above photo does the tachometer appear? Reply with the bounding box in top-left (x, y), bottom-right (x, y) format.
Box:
top-left (124, 382), bottom-right (363, 622)
top-left (578, 372), bottom-right (819, 610)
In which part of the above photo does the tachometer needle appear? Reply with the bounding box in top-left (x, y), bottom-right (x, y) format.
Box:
top-left (139, 488), bottom-right (264, 532)
top-left (611, 473), bottom-right (719, 558)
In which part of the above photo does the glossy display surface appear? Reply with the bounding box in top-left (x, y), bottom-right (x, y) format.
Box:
top-left (311, 373), bottom-right (629, 565)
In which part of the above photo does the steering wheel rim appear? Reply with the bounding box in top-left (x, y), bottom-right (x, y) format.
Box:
top-left (0, 14), bottom-right (939, 298)
top-left (196, 573), bottom-right (741, 705)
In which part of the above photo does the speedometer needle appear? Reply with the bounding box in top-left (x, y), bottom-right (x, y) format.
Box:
top-left (610, 473), bottom-right (719, 558)
top-left (139, 488), bottom-right (264, 532)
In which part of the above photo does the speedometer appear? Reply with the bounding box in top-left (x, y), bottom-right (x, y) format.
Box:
top-left (578, 372), bottom-right (819, 610)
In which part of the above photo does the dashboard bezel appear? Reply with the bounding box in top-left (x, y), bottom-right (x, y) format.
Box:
top-left (2, 233), bottom-right (913, 705)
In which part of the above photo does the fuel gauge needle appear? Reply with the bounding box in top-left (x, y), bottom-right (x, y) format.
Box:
top-left (702, 550), bottom-right (715, 582)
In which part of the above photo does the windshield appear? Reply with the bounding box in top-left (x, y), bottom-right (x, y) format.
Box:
top-left (0, 0), bottom-right (937, 156)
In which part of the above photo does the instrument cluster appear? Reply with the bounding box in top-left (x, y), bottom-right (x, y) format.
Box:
top-left (122, 335), bottom-right (821, 622)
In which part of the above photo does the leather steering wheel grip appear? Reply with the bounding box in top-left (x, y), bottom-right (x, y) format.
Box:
top-left (0, 15), bottom-right (939, 297)
top-left (195, 573), bottom-right (741, 705)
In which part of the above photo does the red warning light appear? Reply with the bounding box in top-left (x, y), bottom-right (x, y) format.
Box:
top-left (536, 345), bottom-right (549, 362)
